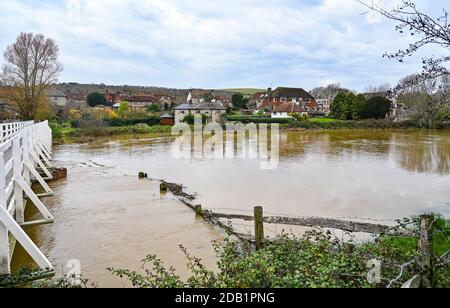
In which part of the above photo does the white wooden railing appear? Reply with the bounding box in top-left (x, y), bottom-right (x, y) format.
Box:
top-left (0, 120), bottom-right (54, 275)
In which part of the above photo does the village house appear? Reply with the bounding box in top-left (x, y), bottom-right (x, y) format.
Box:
top-left (211, 96), bottom-right (230, 108)
top-left (46, 89), bottom-right (68, 107)
top-left (67, 93), bottom-right (87, 109)
top-left (254, 87), bottom-right (318, 118)
top-left (156, 95), bottom-right (175, 109)
top-left (271, 102), bottom-right (306, 118)
top-left (174, 92), bottom-right (226, 124)
top-left (250, 92), bottom-right (270, 109)
top-left (316, 99), bottom-right (331, 114)
top-left (258, 87), bottom-right (318, 114)
top-left (121, 95), bottom-right (158, 111)
top-left (105, 92), bottom-right (122, 105)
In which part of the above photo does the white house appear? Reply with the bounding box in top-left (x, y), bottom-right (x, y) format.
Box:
top-left (174, 92), bottom-right (226, 124)
top-left (271, 102), bottom-right (308, 119)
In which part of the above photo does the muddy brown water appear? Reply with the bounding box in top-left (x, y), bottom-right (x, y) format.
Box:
top-left (11, 129), bottom-right (450, 287)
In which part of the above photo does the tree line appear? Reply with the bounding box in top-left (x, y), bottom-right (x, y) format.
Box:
top-left (330, 93), bottom-right (392, 120)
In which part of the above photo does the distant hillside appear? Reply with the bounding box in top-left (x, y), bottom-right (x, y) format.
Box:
top-left (55, 83), bottom-right (236, 104)
top-left (221, 88), bottom-right (266, 96)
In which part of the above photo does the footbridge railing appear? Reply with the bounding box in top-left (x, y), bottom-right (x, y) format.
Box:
top-left (0, 120), bottom-right (55, 275)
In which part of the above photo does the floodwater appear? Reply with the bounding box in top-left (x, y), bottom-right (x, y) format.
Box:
top-left (11, 129), bottom-right (450, 287)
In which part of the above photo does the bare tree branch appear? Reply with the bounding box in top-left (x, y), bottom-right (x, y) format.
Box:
top-left (358, 0), bottom-right (450, 84)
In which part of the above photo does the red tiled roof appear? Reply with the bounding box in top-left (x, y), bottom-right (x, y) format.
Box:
top-left (68, 93), bottom-right (86, 100)
top-left (274, 102), bottom-right (304, 113)
top-left (251, 92), bottom-right (268, 100)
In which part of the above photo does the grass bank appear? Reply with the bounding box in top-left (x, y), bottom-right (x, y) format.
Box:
top-left (51, 122), bottom-right (173, 144)
top-left (225, 115), bottom-right (450, 129)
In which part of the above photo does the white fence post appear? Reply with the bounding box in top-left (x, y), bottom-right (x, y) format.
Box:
top-left (0, 120), bottom-right (54, 274)
top-left (13, 138), bottom-right (24, 224)
top-left (0, 152), bottom-right (10, 275)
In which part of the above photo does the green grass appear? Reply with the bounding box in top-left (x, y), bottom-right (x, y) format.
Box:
top-left (309, 118), bottom-right (344, 124)
top-left (51, 123), bottom-right (173, 144)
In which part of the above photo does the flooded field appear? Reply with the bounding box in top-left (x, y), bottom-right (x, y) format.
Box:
top-left (12, 129), bottom-right (450, 287)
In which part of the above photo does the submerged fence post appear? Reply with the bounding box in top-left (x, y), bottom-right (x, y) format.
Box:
top-left (195, 205), bottom-right (203, 216)
top-left (254, 206), bottom-right (264, 251)
top-left (418, 215), bottom-right (435, 288)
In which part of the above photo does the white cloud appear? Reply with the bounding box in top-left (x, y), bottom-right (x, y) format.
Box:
top-left (0, 0), bottom-right (447, 90)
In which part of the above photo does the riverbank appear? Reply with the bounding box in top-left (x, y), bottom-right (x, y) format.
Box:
top-left (50, 119), bottom-right (450, 144)
top-left (51, 123), bottom-right (173, 144)
top-left (226, 116), bottom-right (450, 130)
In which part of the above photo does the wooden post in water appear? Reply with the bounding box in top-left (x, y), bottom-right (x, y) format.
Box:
top-left (195, 205), bottom-right (203, 216)
top-left (254, 206), bottom-right (264, 251)
top-left (160, 183), bottom-right (168, 193)
top-left (418, 215), bottom-right (435, 288)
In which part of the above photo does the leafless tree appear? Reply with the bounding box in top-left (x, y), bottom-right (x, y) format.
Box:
top-left (0, 32), bottom-right (63, 120)
top-left (364, 83), bottom-right (392, 93)
top-left (359, 0), bottom-right (450, 87)
top-left (397, 74), bottom-right (450, 126)
top-left (309, 83), bottom-right (351, 100)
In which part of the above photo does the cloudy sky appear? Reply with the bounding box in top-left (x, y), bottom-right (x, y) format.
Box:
top-left (0, 0), bottom-right (447, 91)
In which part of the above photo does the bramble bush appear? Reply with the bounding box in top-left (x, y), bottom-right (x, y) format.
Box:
top-left (109, 217), bottom-right (449, 289)
top-left (107, 115), bottom-right (161, 127)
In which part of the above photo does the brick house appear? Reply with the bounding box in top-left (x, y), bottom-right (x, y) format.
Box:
top-left (260, 87), bottom-right (318, 114)
top-left (250, 92), bottom-right (270, 109)
top-left (121, 95), bottom-right (158, 111)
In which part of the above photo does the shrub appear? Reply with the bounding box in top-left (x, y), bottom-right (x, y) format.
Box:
top-left (109, 224), bottom-right (450, 288)
top-left (87, 92), bottom-right (108, 107)
top-left (107, 115), bottom-right (161, 127)
top-left (118, 101), bottom-right (130, 115)
top-left (289, 113), bottom-right (310, 121)
top-left (68, 109), bottom-right (83, 120)
top-left (147, 104), bottom-right (161, 113)
top-left (182, 114), bottom-right (209, 125)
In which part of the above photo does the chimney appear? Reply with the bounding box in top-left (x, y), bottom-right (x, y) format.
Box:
top-left (268, 87), bottom-right (272, 100)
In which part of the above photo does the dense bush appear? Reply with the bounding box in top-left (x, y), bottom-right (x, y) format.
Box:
top-left (361, 97), bottom-right (392, 119)
top-left (109, 224), bottom-right (449, 288)
top-left (330, 93), bottom-right (392, 120)
top-left (107, 115), bottom-right (161, 127)
top-left (287, 118), bottom-right (425, 129)
top-left (87, 92), bottom-right (108, 107)
top-left (225, 115), bottom-right (429, 129)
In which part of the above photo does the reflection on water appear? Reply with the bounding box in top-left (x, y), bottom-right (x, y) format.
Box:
top-left (280, 130), bottom-right (450, 175)
top-left (11, 129), bottom-right (450, 287)
top-left (391, 133), bottom-right (450, 175)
